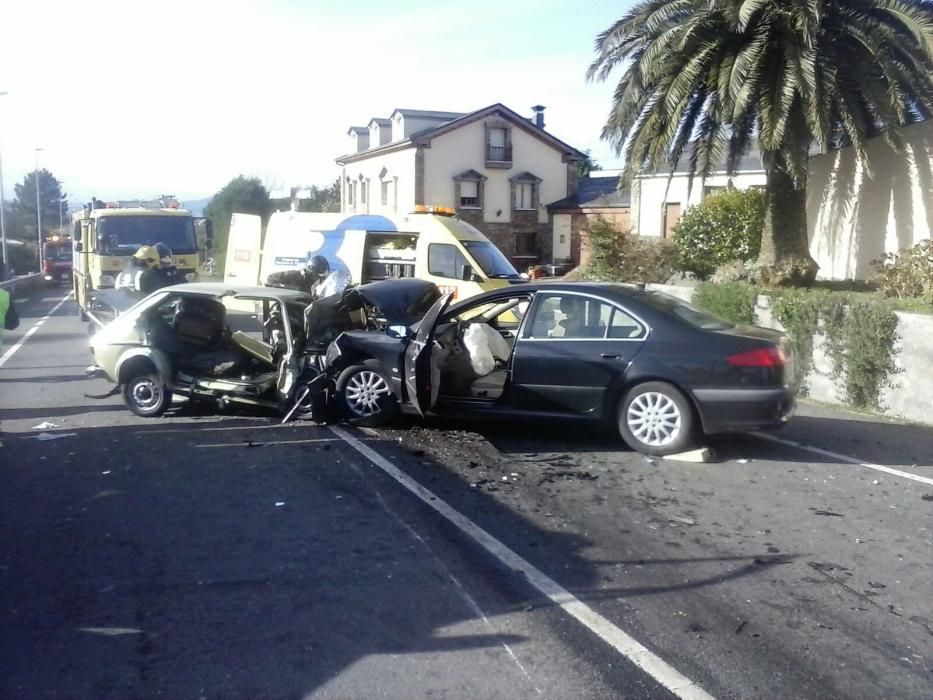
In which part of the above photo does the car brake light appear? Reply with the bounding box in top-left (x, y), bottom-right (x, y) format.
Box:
top-left (727, 347), bottom-right (786, 367)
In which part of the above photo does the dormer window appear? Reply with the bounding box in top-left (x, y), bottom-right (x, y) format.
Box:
top-left (484, 120), bottom-right (512, 168)
top-left (454, 169), bottom-right (486, 211)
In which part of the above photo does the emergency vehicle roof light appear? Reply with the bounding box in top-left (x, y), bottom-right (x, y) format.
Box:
top-left (412, 205), bottom-right (456, 216)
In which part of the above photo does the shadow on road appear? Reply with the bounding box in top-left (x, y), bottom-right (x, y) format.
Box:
top-left (0, 416), bottom-right (789, 699)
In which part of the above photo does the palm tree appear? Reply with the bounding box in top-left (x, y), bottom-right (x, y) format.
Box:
top-left (588, 0), bottom-right (933, 285)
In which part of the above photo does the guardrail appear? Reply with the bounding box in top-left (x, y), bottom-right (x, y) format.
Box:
top-left (0, 273), bottom-right (44, 291)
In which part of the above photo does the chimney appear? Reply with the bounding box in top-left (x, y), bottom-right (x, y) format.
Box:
top-left (531, 105), bottom-right (546, 129)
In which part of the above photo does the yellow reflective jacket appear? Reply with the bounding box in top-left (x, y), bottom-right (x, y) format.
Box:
top-left (0, 287), bottom-right (10, 350)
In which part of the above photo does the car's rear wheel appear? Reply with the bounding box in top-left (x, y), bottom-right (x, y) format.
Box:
top-left (617, 381), bottom-right (695, 456)
top-left (335, 361), bottom-right (397, 426)
top-left (123, 373), bottom-right (171, 418)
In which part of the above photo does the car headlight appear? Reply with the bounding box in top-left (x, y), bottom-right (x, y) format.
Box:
top-left (185, 272), bottom-right (198, 282)
top-left (100, 274), bottom-right (115, 287)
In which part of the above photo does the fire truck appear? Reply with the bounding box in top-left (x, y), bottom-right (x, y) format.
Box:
top-left (72, 196), bottom-right (213, 320)
top-left (43, 234), bottom-right (74, 285)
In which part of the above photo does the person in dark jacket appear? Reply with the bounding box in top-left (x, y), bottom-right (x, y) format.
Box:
top-left (266, 255), bottom-right (330, 297)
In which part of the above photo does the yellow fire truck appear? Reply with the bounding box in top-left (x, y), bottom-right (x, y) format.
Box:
top-left (72, 198), bottom-right (213, 320)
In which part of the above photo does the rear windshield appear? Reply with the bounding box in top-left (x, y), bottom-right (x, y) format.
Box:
top-left (637, 291), bottom-right (734, 330)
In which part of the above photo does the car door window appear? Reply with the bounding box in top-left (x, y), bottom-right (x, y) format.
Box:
top-left (448, 297), bottom-right (526, 330)
top-left (608, 307), bottom-right (646, 339)
top-left (527, 294), bottom-right (612, 339)
top-left (428, 243), bottom-right (470, 280)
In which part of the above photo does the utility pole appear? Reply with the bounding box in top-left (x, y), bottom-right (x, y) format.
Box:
top-left (0, 90), bottom-right (8, 279)
top-left (35, 147), bottom-right (43, 271)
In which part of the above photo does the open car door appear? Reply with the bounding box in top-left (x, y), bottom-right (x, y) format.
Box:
top-left (403, 292), bottom-right (452, 416)
top-left (224, 213), bottom-right (263, 286)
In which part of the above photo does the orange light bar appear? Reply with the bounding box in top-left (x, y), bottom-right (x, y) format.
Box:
top-left (411, 205), bottom-right (456, 216)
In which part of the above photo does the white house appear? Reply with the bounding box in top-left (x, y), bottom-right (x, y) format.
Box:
top-left (630, 152), bottom-right (767, 239)
top-left (335, 104), bottom-right (585, 267)
top-left (808, 119), bottom-right (933, 280)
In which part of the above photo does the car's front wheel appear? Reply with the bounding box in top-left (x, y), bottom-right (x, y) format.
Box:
top-left (123, 373), bottom-right (172, 418)
top-left (335, 361), bottom-right (397, 426)
top-left (617, 381), bottom-right (695, 456)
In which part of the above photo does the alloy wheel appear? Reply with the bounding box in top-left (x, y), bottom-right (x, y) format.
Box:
top-left (626, 391), bottom-right (682, 447)
top-left (344, 370), bottom-right (391, 417)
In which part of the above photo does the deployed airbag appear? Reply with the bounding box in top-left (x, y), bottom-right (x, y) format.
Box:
top-left (462, 324), bottom-right (511, 376)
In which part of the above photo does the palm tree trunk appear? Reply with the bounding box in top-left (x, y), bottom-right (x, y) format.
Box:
top-left (754, 167), bottom-right (819, 286)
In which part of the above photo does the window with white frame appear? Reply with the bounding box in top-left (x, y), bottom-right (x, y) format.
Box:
top-left (460, 180), bottom-right (479, 208)
top-left (360, 179), bottom-right (368, 205)
top-left (510, 171), bottom-right (540, 211)
top-left (454, 169), bottom-right (486, 211)
top-left (515, 182), bottom-right (534, 210)
top-left (347, 180), bottom-right (355, 206)
top-left (381, 180), bottom-right (390, 206)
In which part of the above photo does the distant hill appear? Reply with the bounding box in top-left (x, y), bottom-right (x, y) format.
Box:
top-left (182, 198), bottom-right (211, 217)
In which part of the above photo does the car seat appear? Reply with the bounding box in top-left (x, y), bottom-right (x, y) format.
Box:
top-left (173, 297), bottom-right (226, 349)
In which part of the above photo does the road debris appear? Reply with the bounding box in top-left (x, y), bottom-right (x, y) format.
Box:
top-left (663, 447), bottom-right (712, 463)
top-left (32, 421), bottom-right (60, 430)
top-left (274, 502), bottom-right (285, 507)
top-left (78, 627), bottom-right (145, 636)
top-left (668, 515), bottom-right (696, 526)
top-left (32, 432), bottom-right (77, 441)
top-left (812, 510), bottom-right (844, 517)
top-left (735, 458), bottom-right (749, 464)
top-left (922, 494), bottom-right (933, 502)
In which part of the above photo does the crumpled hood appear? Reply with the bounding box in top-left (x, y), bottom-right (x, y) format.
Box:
top-left (345, 278), bottom-right (441, 326)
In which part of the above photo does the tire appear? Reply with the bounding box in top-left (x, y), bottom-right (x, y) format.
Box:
top-left (122, 373), bottom-right (172, 418)
top-left (617, 381), bottom-right (695, 456)
top-left (335, 361), bottom-right (397, 426)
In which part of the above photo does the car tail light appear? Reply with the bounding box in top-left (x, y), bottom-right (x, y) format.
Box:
top-left (727, 347), bottom-right (787, 367)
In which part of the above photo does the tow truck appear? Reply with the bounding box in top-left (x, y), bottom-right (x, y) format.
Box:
top-left (72, 196), bottom-right (213, 320)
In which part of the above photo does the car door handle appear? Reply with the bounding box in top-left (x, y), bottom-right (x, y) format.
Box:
top-left (600, 353), bottom-right (620, 359)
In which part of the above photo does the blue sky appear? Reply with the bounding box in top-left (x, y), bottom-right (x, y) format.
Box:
top-left (0, 0), bottom-right (633, 203)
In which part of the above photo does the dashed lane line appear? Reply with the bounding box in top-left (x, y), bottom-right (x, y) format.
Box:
top-left (330, 425), bottom-right (715, 700)
top-left (0, 292), bottom-right (73, 369)
top-left (753, 432), bottom-right (933, 487)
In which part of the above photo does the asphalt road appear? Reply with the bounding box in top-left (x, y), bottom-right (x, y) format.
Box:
top-left (1, 284), bottom-right (931, 699)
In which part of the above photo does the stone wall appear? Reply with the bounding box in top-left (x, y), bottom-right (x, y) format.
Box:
top-left (648, 282), bottom-right (933, 426)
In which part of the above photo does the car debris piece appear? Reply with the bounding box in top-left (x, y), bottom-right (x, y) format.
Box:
top-left (922, 494), bottom-right (933, 501)
top-left (735, 458), bottom-right (749, 464)
top-left (78, 627), bottom-right (145, 636)
top-left (32, 432), bottom-right (77, 441)
top-left (813, 510), bottom-right (845, 517)
top-left (32, 421), bottom-right (60, 430)
top-left (663, 447), bottom-right (712, 463)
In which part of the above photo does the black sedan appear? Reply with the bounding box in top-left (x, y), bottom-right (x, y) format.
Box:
top-left (320, 281), bottom-right (800, 456)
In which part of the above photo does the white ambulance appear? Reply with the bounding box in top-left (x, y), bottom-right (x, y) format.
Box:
top-left (223, 206), bottom-right (523, 302)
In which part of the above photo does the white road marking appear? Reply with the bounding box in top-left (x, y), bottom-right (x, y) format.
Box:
top-left (0, 292), bottom-right (73, 369)
top-left (754, 432), bottom-right (933, 487)
top-left (138, 422), bottom-right (295, 435)
top-left (330, 425), bottom-right (715, 700)
top-left (195, 437), bottom-right (339, 448)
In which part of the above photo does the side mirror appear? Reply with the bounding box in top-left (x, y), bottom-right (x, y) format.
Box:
top-left (461, 265), bottom-right (484, 283)
top-left (74, 241), bottom-right (84, 252)
top-left (387, 325), bottom-right (411, 339)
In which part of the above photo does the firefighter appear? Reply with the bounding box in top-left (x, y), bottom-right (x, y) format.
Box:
top-left (114, 245), bottom-right (171, 295)
top-left (266, 255), bottom-right (331, 297)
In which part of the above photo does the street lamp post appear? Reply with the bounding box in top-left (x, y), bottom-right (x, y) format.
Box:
top-left (35, 147), bottom-right (43, 272)
top-left (0, 90), bottom-right (8, 280)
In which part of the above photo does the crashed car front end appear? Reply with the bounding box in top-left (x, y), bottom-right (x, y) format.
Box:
top-left (304, 278), bottom-right (443, 421)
